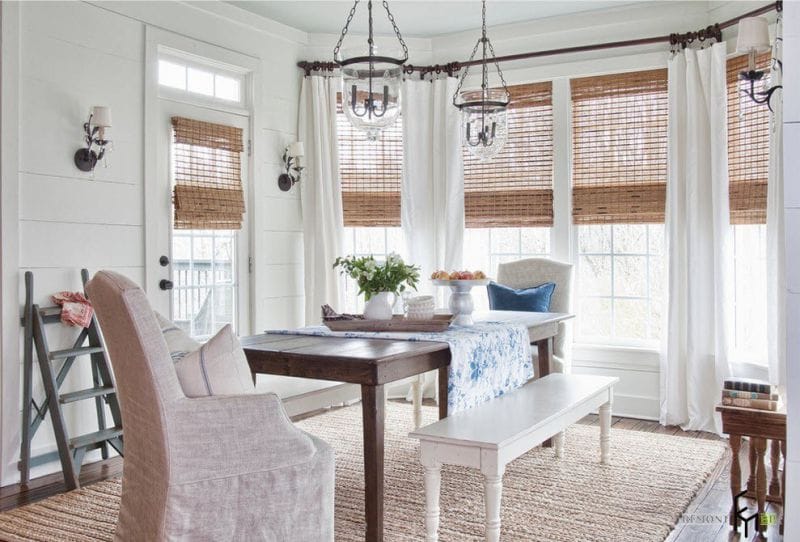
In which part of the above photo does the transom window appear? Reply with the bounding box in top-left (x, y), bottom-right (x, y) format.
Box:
top-left (158, 54), bottom-right (246, 106)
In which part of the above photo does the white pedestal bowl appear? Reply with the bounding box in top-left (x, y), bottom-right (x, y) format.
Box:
top-left (431, 279), bottom-right (490, 326)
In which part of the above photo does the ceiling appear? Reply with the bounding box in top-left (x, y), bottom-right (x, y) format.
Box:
top-left (226, 1), bottom-right (645, 38)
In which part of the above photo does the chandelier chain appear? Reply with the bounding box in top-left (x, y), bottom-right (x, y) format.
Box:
top-left (333, 0), bottom-right (360, 60)
top-left (487, 39), bottom-right (509, 95)
top-left (383, 0), bottom-right (409, 60)
top-left (452, 37), bottom-right (482, 106)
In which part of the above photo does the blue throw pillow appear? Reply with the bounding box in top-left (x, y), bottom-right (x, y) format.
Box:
top-left (486, 281), bottom-right (556, 313)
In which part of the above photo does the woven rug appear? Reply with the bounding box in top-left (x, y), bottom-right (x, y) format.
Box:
top-left (0, 402), bottom-right (725, 542)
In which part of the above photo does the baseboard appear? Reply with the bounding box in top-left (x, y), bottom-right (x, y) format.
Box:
top-left (611, 393), bottom-right (660, 421)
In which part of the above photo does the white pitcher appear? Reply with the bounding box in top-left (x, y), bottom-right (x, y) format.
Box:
top-left (363, 291), bottom-right (395, 320)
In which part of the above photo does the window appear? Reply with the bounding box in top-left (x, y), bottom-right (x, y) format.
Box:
top-left (727, 53), bottom-right (771, 362)
top-left (463, 82), bottom-right (554, 227)
top-left (336, 101), bottom-right (405, 311)
top-left (571, 69), bottom-right (668, 346)
top-left (576, 224), bottom-right (664, 344)
top-left (464, 227), bottom-right (551, 311)
top-left (170, 116), bottom-right (245, 339)
top-left (463, 82), bottom-right (553, 300)
top-left (337, 99), bottom-right (403, 227)
top-left (341, 227), bottom-right (405, 314)
top-left (158, 56), bottom-right (244, 105)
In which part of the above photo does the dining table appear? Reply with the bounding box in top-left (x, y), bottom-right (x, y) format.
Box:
top-left (241, 310), bottom-right (573, 542)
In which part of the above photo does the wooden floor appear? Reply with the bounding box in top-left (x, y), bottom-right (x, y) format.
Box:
top-left (0, 406), bottom-right (784, 542)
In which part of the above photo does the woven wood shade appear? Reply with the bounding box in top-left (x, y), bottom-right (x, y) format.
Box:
top-left (337, 97), bottom-right (403, 227)
top-left (727, 53), bottom-right (771, 225)
top-left (463, 82), bottom-right (554, 228)
top-left (571, 69), bottom-right (668, 224)
top-left (171, 117), bottom-right (245, 230)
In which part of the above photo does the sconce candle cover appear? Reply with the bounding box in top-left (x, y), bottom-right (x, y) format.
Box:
top-left (278, 141), bottom-right (305, 192)
top-left (288, 141), bottom-right (305, 158)
top-left (74, 106), bottom-right (113, 172)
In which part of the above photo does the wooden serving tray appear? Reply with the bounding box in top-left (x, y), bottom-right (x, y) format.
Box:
top-left (323, 314), bottom-right (454, 333)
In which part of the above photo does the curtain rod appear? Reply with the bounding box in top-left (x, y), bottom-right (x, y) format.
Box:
top-left (297, 1), bottom-right (780, 77)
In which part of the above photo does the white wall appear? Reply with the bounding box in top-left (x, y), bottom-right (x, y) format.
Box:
top-left (782, 0), bottom-right (799, 537)
top-left (0, 0), bottom-right (314, 485)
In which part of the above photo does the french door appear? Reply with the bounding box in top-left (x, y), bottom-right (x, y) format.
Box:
top-left (152, 100), bottom-right (251, 339)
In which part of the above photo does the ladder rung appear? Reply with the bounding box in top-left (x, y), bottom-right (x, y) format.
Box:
top-left (38, 306), bottom-right (63, 323)
top-left (59, 386), bottom-right (115, 404)
top-left (49, 346), bottom-right (104, 361)
top-left (69, 427), bottom-right (122, 450)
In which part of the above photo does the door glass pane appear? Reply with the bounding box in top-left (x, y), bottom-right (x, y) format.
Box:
top-left (172, 229), bottom-right (237, 339)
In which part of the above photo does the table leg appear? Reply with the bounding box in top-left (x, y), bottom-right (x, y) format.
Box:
top-left (412, 375), bottom-right (424, 429)
top-left (361, 384), bottom-right (386, 542)
top-left (481, 463), bottom-right (505, 542)
top-left (769, 439), bottom-right (781, 497)
top-left (536, 337), bottom-right (552, 379)
top-left (537, 338), bottom-right (553, 447)
top-left (748, 442), bottom-right (757, 494)
top-left (421, 453), bottom-right (441, 542)
top-left (599, 400), bottom-right (612, 465)
top-left (753, 437), bottom-right (767, 535)
top-left (438, 366), bottom-right (448, 420)
top-left (729, 434), bottom-right (742, 528)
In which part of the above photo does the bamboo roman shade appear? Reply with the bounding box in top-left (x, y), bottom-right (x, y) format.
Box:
top-left (337, 97), bottom-right (403, 227)
top-left (727, 53), bottom-right (771, 225)
top-left (571, 69), bottom-right (668, 224)
top-left (463, 82), bottom-right (554, 228)
top-left (171, 117), bottom-right (245, 230)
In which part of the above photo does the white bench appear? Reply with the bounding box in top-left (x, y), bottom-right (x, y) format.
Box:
top-left (409, 374), bottom-right (618, 542)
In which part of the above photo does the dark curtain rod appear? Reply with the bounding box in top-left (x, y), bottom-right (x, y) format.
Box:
top-left (298, 1), bottom-right (780, 77)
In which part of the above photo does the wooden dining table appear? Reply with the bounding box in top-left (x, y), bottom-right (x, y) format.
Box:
top-left (241, 310), bottom-right (573, 542)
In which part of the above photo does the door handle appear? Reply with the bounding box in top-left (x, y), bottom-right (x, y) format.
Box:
top-left (159, 255), bottom-right (170, 267)
top-left (159, 279), bottom-right (174, 291)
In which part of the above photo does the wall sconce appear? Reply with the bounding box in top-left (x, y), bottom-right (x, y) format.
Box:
top-left (736, 17), bottom-right (781, 111)
top-left (74, 106), bottom-right (112, 172)
top-left (278, 142), bottom-right (304, 191)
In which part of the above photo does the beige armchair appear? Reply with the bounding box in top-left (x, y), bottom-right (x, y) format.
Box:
top-left (496, 258), bottom-right (574, 375)
top-left (86, 271), bottom-right (334, 541)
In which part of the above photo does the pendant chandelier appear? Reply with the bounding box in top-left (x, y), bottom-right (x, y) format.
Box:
top-left (333, 0), bottom-right (408, 140)
top-left (452, 0), bottom-right (510, 161)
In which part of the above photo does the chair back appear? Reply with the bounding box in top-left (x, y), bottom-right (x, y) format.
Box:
top-left (85, 271), bottom-right (183, 482)
top-left (496, 258), bottom-right (574, 366)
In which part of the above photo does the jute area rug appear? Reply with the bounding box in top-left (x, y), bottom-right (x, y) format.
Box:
top-left (0, 402), bottom-right (725, 542)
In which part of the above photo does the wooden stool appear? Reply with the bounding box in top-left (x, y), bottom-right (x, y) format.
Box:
top-left (716, 405), bottom-right (786, 536)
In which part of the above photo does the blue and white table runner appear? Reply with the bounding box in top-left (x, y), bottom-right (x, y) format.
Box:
top-left (267, 322), bottom-right (533, 415)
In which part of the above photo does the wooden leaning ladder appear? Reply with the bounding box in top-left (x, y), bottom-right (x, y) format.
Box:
top-left (19, 269), bottom-right (123, 490)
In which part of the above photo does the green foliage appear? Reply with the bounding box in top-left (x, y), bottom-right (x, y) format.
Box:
top-left (333, 253), bottom-right (420, 300)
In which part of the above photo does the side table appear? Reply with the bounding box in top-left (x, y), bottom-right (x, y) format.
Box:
top-left (716, 404), bottom-right (786, 536)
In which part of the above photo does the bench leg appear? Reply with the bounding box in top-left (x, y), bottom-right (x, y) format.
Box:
top-left (413, 374), bottom-right (424, 429)
top-left (422, 462), bottom-right (441, 542)
top-left (482, 465), bottom-right (505, 542)
top-left (554, 430), bottom-right (565, 459)
top-left (600, 400), bottom-right (612, 465)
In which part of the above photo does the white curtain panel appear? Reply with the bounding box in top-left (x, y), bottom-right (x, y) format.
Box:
top-left (298, 76), bottom-right (345, 324)
top-left (661, 43), bottom-right (732, 433)
top-left (767, 18), bottom-right (786, 394)
top-left (401, 77), bottom-right (465, 292)
top-left (400, 77), bottom-right (464, 400)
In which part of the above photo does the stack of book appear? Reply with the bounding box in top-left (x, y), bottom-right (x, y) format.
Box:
top-left (721, 377), bottom-right (781, 411)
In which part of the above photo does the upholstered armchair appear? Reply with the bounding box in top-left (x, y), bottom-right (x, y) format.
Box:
top-left (86, 271), bottom-right (334, 541)
top-left (496, 258), bottom-right (574, 375)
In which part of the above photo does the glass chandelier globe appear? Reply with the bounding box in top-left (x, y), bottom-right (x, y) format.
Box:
top-left (334, 1), bottom-right (408, 140)
top-left (458, 88), bottom-right (508, 161)
top-left (340, 46), bottom-right (403, 141)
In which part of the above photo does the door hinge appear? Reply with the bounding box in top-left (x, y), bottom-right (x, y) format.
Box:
top-left (247, 139), bottom-right (252, 156)
top-left (248, 256), bottom-right (253, 274)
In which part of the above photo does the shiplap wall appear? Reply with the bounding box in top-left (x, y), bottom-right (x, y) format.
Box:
top-left (0, 0), bottom-right (315, 485)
